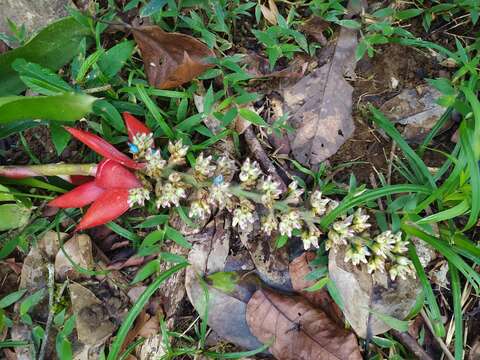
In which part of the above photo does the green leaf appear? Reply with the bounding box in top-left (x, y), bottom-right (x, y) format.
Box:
top-left (416, 200), bottom-right (469, 224)
top-left (20, 289), bottom-right (46, 317)
top-left (304, 277), bottom-right (329, 292)
top-left (395, 8), bottom-right (424, 20)
top-left (98, 41), bottom-right (134, 78)
top-left (368, 309), bottom-right (409, 332)
top-left (12, 59), bottom-right (73, 95)
top-left (93, 100), bottom-right (126, 132)
top-left (165, 226), bottom-right (192, 249)
top-left (0, 93), bottom-right (96, 124)
top-left (207, 272), bottom-right (239, 293)
top-left (0, 203), bottom-right (31, 231)
top-left (56, 334), bottom-right (73, 360)
top-left (50, 124), bottom-right (71, 155)
top-left (131, 260), bottom-right (159, 284)
top-left (0, 289), bottom-right (27, 308)
top-left (134, 215), bottom-right (169, 228)
top-left (0, 17), bottom-right (91, 96)
top-left (140, 0), bottom-right (168, 17)
top-left (238, 108), bottom-right (268, 127)
top-left (0, 184), bottom-right (14, 202)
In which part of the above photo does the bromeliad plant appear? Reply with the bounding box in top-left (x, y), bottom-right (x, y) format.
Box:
top-left (0, 113), bottom-right (415, 280)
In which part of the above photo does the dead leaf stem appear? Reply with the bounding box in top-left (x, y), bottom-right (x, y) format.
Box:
top-left (390, 329), bottom-right (433, 360)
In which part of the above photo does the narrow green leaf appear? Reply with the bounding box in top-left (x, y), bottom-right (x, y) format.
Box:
top-left (238, 108), bottom-right (268, 127)
top-left (369, 309), bottom-right (409, 332)
top-left (0, 289), bottom-right (27, 308)
top-left (165, 226), bottom-right (192, 249)
top-left (107, 263), bottom-right (188, 360)
top-left (304, 277), bottom-right (329, 292)
top-left (131, 260), bottom-right (159, 284)
top-left (98, 40), bottom-right (134, 78)
top-left (416, 200), bottom-right (469, 224)
top-left (207, 272), bottom-right (239, 293)
top-left (449, 265), bottom-right (463, 360)
top-left (93, 100), bottom-right (126, 132)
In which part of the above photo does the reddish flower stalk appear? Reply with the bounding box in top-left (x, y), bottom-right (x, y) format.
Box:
top-left (123, 112), bottom-right (152, 141)
top-left (76, 188), bottom-right (131, 231)
top-left (64, 127), bottom-right (143, 170)
top-left (49, 182), bottom-right (105, 208)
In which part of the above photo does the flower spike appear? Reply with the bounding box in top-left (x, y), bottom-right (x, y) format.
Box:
top-left (64, 127), bottom-right (143, 169)
top-left (76, 188), bottom-right (131, 231)
top-left (48, 181), bottom-right (105, 208)
top-left (122, 112), bottom-right (152, 141)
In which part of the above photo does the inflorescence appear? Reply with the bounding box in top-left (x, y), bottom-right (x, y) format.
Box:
top-left (129, 136), bottom-right (415, 281)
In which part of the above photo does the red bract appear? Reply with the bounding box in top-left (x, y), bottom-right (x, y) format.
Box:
top-left (95, 159), bottom-right (142, 189)
top-left (76, 188), bottom-right (131, 231)
top-left (48, 182), bottom-right (105, 208)
top-left (122, 112), bottom-right (152, 141)
top-left (64, 127), bottom-right (143, 170)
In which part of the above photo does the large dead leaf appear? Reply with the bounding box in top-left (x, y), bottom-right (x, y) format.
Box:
top-left (246, 288), bottom-right (362, 360)
top-left (69, 283), bottom-right (116, 346)
top-left (132, 26), bottom-right (215, 89)
top-left (328, 246), bottom-right (421, 338)
top-left (185, 216), bottom-right (264, 351)
top-left (289, 252), bottom-right (343, 325)
top-left (283, 22), bottom-right (358, 166)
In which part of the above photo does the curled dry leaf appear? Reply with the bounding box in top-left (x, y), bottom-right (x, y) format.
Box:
top-left (246, 288), bottom-right (362, 360)
top-left (132, 26), bottom-right (215, 89)
top-left (379, 85), bottom-right (449, 143)
top-left (69, 283), bottom-right (116, 346)
top-left (260, 0), bottom-right (279, 25)
top-left (55, 234), bottom-right (94, 280)
top-left (328, 246), bottom-right (421, 338)
top-left (289, 252), bottom-right (343, 325)
top-left (283, 24), bottom-right (358, 166)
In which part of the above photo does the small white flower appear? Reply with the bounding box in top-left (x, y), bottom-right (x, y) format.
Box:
top-left (260, 176), bottom-right (282, 208)
top-left (301, 228), bottom-right (321, 250)
top-left (194, 153), bottom-right (216, 179)
top-left (168, 140), bottom-right (189, 164)
top-left (389, 261), bottom-right (415, 281)
top-left (286, 180), bottom-right (304, 204)
top-left (367, 256), bottom-right (385, 274)
top-left (310, 191), bottom-right (330, 216)
top-left (328, 215), bottom-right (355, 246)
top-left (208, 182), bottom-right (232, 209)
top-left (232, 200), bottom-right (255, 230)
top-left (216, 156), bottom-right (237, 178)
top-left (189, 199), bottom-right (211, 220)
top-left (155, 173), bottom-right (187, 208)
top-left (261, 213), bottom-right (278, 235)
top-left (239, 158), bottom-right (262, 187)
top-left (278, 210), bottom-right (302, 237)
top-left (128, 188), bottom-right (150, 207)
top-left (144, 149), bottom-right (166, 178)
top-left (351, 208), bottom-right (371, 233)
top-left (344, 238), bottom-right (370, 266)
top-left (371, 231), bottom-right (396, 257)
top-left (131, 132), bottom-right (154, 157)
top-left (392, 237), bottom-right (409, 254)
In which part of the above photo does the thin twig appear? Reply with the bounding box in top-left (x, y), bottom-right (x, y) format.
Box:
top-left (84, 84), bottom-right (112, 94)
top-left (38, 264), bottom-right (55, 360)
top-left (421, 309), bottom-right (455, 360)
top-left (391, 329), bottom-right (433, 360)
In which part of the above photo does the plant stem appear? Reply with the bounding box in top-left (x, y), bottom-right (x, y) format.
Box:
top-left (0, 163), bottom-right (97, 179)
top-left (38, 263), bottom-right (54, 360)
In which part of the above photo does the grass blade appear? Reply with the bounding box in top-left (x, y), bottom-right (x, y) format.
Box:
top-left (449, 264), bottom-right (463, 360)
top-left (107, 263), bottom-right (188, 360)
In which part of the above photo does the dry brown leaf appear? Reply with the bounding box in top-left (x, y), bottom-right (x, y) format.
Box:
top-left (289, 252), bottom-right (343, 325)
top-left (328, 246), bottom-right (421, 338)
top-left (69, 283), bottom-right (116, 346)
top-left (185, 217), bottom-right (264, 350)
top-left (132, 26), bottom-right (215, 89)
top-left (260, 0), bottom-right (279, 25)
top-left (283, 24), bottom-right (358, 166)
top-left (55, 234), bottom-right (93, 280)
top-left (246, 289), bottom-right (362, 360)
